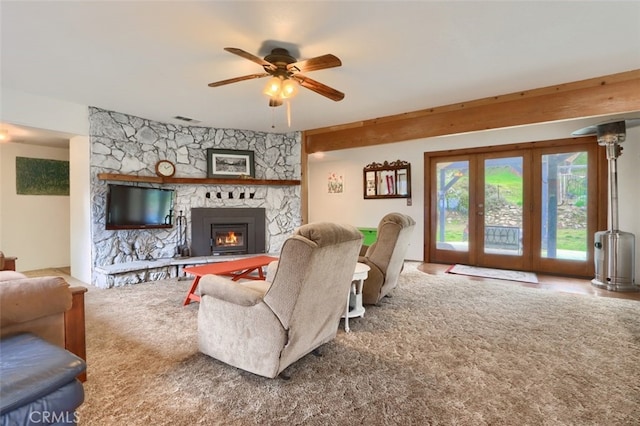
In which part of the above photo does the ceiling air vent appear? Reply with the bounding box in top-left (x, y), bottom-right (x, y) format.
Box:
top-left (173, 115), bottom-right (201, 124)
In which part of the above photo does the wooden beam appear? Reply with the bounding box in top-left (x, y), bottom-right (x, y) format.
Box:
top-left (304, 69), bottom-right (640, 153)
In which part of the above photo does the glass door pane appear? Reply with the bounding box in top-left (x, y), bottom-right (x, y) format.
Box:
top-left (540, 151), bottom-right (588, 261)
top-left (482, 157), bottom-right (523, 256)
top-left (435, 161), bottom-right (470, 252)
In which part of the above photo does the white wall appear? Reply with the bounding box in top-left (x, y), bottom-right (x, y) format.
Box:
top-left (308, 116), bottom-right (640, 278)
top-left (1, 88), bottom-right (90, 277)
top-left (308, 139), bottom-right (425, 260)
top-left (70, 135), bottom-right (91, 283)
top-left (616, 124), bottom-right (640, 276)
top-left (0, 142), bottom-right (71, 271)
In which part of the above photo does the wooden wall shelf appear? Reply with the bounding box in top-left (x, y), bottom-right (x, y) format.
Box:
top-left (97, 173), bottom-right (300, 186)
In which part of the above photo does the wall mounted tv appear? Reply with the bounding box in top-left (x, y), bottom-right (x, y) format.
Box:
top-left (106, 184), bottom-right (174, 230)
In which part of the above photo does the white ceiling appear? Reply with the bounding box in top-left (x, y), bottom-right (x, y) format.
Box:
top-left (1, 1), bottom-right (640, 145)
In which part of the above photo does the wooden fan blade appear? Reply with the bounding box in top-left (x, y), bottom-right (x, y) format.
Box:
top-left (224, 47), bottom-right (276, 71)
top-left (293, 75), bottom-right (345, 102)
top-left (287, 54), bottom-right (342, 73)
top-left (208, 73), bottom-right (270, 87)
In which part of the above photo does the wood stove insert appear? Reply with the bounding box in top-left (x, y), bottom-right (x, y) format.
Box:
top-left (191, 208), bottom-right (266, 257)
top-left (211, 223), bottom-right (248, 255)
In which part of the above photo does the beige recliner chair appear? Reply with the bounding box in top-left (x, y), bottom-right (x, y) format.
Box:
top-left (197, 222), bottom-right (363, 379)
top-left (359, 212), bottom-right (416, 305)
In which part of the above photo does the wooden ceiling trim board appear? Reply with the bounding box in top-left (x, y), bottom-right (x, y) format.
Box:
top-left (303, 69), bottom-right (640, 153)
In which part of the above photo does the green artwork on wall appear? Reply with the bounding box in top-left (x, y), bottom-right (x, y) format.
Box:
top-left (16, 157), bottom-right (70, 195)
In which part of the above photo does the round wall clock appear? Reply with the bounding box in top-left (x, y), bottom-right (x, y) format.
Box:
top-left (155, 160), bottom-right (176, 177)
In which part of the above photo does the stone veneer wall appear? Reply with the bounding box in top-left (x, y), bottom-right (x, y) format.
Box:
top-left (89, 107), bottom-right (301, 287)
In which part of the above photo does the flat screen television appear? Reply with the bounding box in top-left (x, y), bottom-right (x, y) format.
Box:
top-left (106, 184), bottom-right (174, 230)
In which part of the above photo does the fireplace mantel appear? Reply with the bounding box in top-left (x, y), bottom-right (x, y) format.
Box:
top-left (97, 173), bottom-right (300, 186)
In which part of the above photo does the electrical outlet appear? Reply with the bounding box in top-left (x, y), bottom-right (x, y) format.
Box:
top-left (407, 198), bottom-right (412, 206)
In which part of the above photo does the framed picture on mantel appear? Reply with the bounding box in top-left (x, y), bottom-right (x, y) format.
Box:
top-left (206, 149), bottom-right (255, 179)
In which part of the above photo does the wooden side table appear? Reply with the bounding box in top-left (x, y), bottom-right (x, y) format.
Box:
top-left (1, 256), bottom-right (17, 271)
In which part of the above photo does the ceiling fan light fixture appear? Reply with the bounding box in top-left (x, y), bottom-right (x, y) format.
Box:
top-left (263, 76), bottom-right (282, 97)
top-left (280, 79), bottom-right (299, 99)
top-left (263, 76), bottom-right (298, 104)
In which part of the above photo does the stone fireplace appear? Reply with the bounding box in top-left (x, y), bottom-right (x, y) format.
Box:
top-left (191, 208), bottom-right (266, 256)
top-left (89, 107), bottom-right (301, 287)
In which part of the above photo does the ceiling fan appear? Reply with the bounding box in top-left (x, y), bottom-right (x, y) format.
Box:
top-left (208, 47), bottom-right (344, 107)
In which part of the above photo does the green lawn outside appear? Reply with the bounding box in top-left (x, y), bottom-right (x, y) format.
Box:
top-left (485, 166), bottom-right (522, 205)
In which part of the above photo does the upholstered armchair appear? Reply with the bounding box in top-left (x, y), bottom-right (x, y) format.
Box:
top-left (197, 222), bottom-right (363, 379)
top-left (359, 213), bottom-right (416, 305)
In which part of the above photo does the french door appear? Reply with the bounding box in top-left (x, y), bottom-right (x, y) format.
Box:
top-left (426, 139), bottom-right (604, 277)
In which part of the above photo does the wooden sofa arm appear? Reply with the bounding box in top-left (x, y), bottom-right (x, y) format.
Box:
top-left (65, 286), bottom-right (88, 382)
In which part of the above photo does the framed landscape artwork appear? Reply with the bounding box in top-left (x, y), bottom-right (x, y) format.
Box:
top-left (206, 149), bottom-right (255, 179)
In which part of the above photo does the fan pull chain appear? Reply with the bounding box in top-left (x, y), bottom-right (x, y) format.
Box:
top-left (271, 107), bottom-right (275, 129)
top-left (287, 100), bottom-right (292, 128)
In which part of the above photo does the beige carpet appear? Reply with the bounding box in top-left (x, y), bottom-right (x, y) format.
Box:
top-left (70, 263), bottom-right (639, 425)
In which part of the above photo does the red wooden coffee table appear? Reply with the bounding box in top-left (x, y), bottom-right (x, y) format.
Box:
top-left (182, 255), bottom-right (278, 306)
